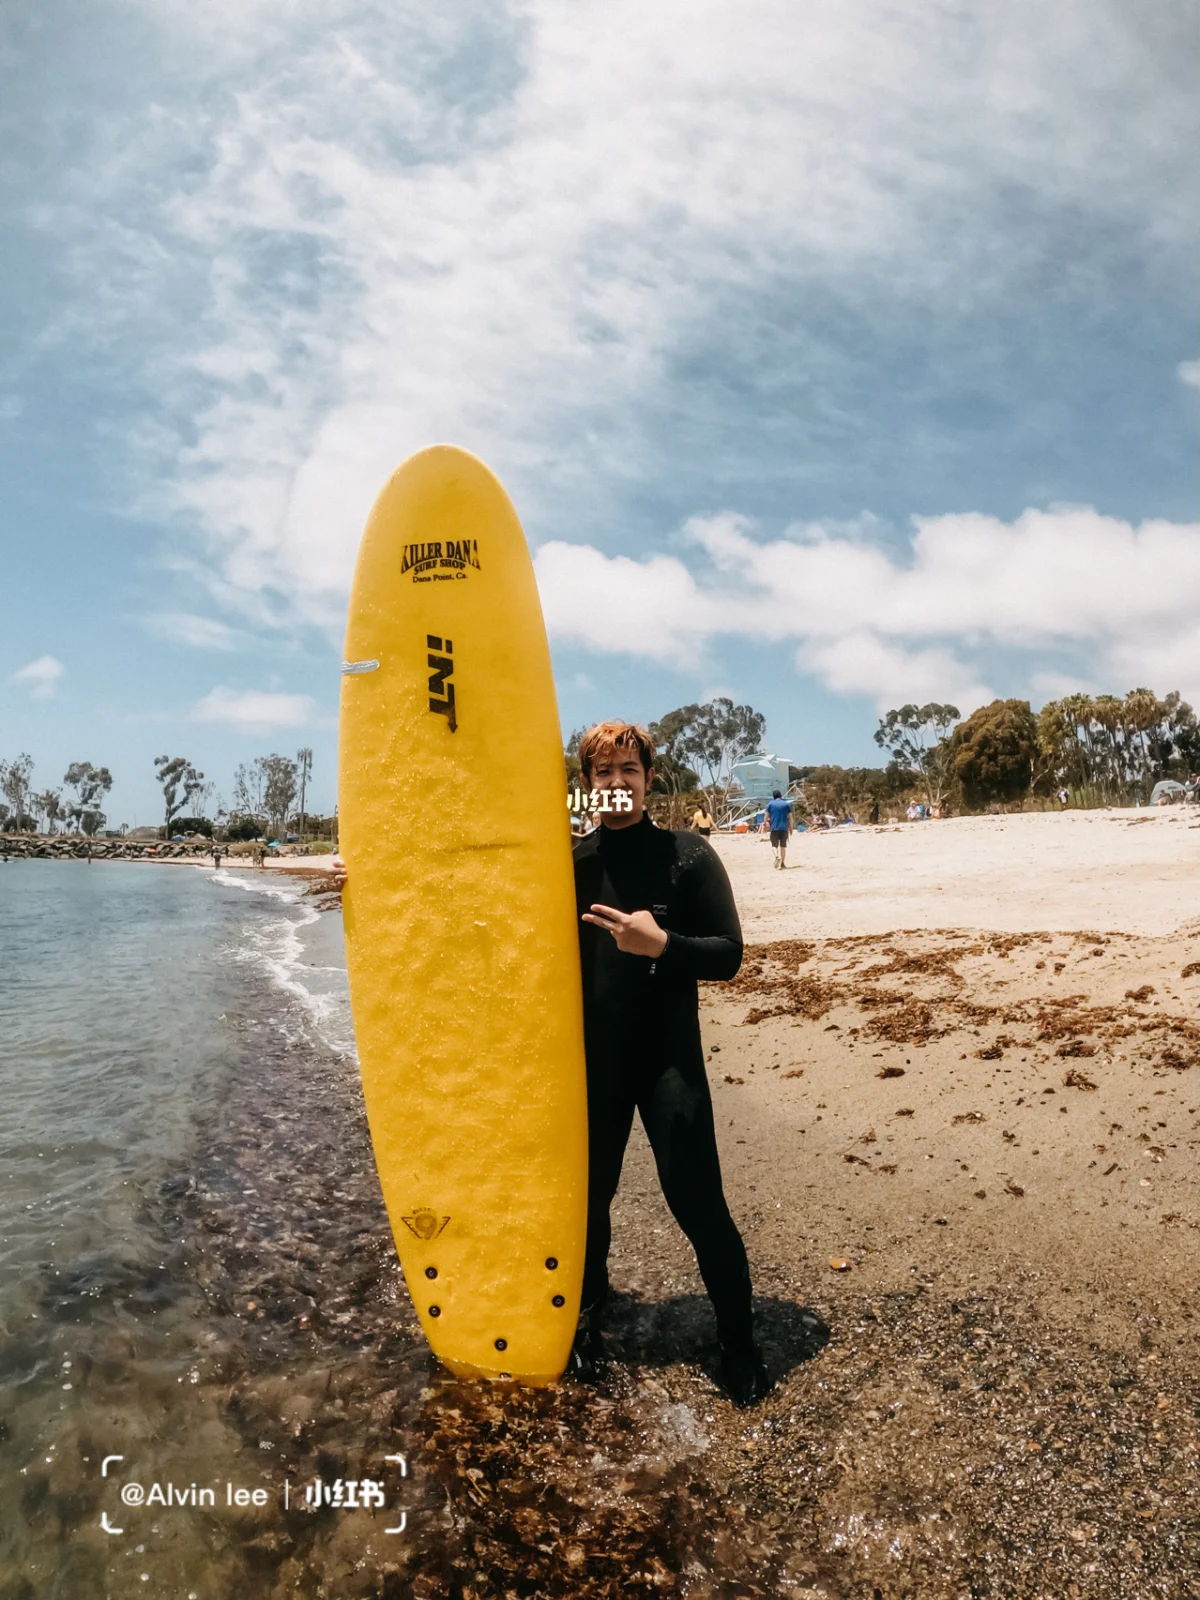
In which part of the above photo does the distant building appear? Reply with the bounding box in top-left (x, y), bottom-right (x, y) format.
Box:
top-left (729, 753), bottom-right (796, 802)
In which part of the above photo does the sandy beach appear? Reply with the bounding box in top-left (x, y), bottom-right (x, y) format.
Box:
top-left (695, 809), bottom-right (1200, 1314)
top-left (592, 808), bottom-right (1200, 1595)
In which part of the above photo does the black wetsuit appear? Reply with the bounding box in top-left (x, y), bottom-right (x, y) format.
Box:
top-left (572, 814), bottom-right (754, 1345)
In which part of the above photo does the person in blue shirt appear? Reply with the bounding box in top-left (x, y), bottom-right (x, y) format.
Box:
top-left (762, 790), bottom-right (794, 869)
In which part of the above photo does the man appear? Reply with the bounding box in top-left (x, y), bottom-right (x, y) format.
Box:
top-left (761, 789), bottom-right (793, 869)
top-left (571, 720), bottom-right (769, 1406)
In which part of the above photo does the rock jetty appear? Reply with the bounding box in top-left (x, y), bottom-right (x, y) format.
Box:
top-left (0, 834), bottom-right (215, 862)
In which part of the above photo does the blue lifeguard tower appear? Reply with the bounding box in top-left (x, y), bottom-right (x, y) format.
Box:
top-left (726, 753), bottom-right (796, 824)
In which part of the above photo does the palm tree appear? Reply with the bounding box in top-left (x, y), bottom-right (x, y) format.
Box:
top-left (33, 788), bottom-right (62, 834)
top-left (1123, 688), bottom-right (1159, 785)
top-left (296, 747), bottom-right (313, 843)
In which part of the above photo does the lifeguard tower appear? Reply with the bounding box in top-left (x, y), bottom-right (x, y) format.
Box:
top-left (726, 753), bottom-right (797, 826)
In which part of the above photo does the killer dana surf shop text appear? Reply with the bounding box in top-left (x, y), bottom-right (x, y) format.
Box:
top-left (401, 539), bottom-right (482, 582)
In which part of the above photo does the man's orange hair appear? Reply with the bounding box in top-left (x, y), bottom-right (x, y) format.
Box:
top-left (578, 721), bottom-right (656, 783)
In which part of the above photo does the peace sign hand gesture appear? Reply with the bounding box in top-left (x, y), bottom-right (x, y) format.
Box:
top-left (581, 904), bottom-right (669, 957)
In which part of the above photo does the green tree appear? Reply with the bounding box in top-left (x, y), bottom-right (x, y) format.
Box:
top-left (686, 698), bottom-right (767, 792)
top-left (296, 747), bottom-right (313, 842)
top-left (261, 754), bottom-right (298, 838)
top-left (873, 703), bottom-right (960, 808)
top-left (800, 763), bottom-right (917, 817)
top-left (155, 755), bottom-right (204, 837)
top-left (0, 755), bottom-right (35, 831)
top-left (647, 706), bottom-right (698, 792)
top-left (32, 788), bottom-right (63, 834)
top-left (173, 816), bottom-right (214, 838)
top-left (564, 728), bottom-right (584, 790)
top-left (233, 759), bottom-right (266, 816)
top-left (1144, 690), bottom-right (1200, 779)
top-left (645, 707), bottom-right (703, 795)
top-left (63, 761), bottom-right (113, 835)
top-left (950, 700), bottom-right (1037, 806)
top-left (648, 699), bottom-right (766, 807)
top-left (1034, 688), bottom-right (1200, 802)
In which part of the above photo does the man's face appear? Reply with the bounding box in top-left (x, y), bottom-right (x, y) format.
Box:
top-left (587, 746), bottom-right (651, 826)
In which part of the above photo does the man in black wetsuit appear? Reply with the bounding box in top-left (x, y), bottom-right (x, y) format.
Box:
top-left (569, 720), bottom-right (770, 1407)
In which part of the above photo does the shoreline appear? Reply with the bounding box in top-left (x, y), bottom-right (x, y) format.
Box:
top-left (0, 835), bottom-right (338, 875)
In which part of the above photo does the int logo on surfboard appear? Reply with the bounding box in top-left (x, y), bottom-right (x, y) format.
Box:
top-left (427, 635), bottom-right (457, 731)
top-left (400, 539), bottom-right (481, 583)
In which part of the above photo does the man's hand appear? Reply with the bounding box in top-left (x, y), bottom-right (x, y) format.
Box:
top-left (327, 859), bottom-right (347, 890)
top-left (582, 904), bottom-right (669, 957)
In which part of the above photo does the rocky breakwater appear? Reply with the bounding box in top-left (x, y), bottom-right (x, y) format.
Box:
top-left (0, 834), bottom-right (214, 862)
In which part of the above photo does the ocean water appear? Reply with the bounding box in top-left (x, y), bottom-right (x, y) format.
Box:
top-left (0, 861), bottom-right (350, 1314)
top-left (0, 862), bottom-right (375, 1598)
top-left (0, 862), bottom-right (726, 1600)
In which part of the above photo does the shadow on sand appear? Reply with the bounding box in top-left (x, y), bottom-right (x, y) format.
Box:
top-left (602, 1289), bottom-right (831, 1387)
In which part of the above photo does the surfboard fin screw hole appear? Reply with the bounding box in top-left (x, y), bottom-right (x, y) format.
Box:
top-left (429, 1306), bottom-right (441, 1317)
top-left (552, 1295), bottom-right (566, 1307)
top-left (494, 1338), bottom-right (507, 1351)
top-left (545, 1258), bottom-right (558, 1270)
top-left (425, 1267), bottom-right (438, 1279)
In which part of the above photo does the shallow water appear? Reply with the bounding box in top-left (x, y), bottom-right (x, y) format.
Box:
top-left (0, 864), bottom-right (723, 1598)
top-left (0, 864), bottom-right (245, 1309)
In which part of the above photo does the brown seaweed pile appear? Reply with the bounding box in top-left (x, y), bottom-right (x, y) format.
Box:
top-left (732, 931), bottom-right (1200, 1068)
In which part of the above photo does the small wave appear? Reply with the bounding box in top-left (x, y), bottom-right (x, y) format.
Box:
top-left (211, 873), bottom-right (356, 1058)
top-left (209, 867), bottom-right (306, 905)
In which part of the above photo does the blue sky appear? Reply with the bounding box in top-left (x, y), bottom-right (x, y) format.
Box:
top-left (1, 0), bottom-right (1197, 827)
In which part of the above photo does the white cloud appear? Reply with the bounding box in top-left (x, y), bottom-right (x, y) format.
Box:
top-left (33, 0), bottom-right (1197, 626)
top-left (1179, 359), bottom-right (1200, 391)
top-left (12, 655), bottom-right (66, 700)
top-left (145, 612), bottom-right (245, 650)
top-left (535, 505), bottom-right (1200, 711)
top-left (192, 686), bottom-right (316, 729)
top-left (533, 542), bottom-right (720, 665)
top-left (796, 635), bottom-right (993, 718)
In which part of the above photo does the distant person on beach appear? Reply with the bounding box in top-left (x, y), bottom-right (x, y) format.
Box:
top-left (761, 790), bottom-right (794, 869)
top-left (692, 803), bottom-right (715, 838)
top-left (570, 720), bottom-right (769, 1405)
top-left (869, 801), bottom-right (880, 825)
top-left (1057, 788), bottom-right (1069, 808)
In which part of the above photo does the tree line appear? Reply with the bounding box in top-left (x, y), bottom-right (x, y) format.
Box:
top-left (7, 684), bottom-right (1196, 840)
top-left (870, 689), bottom-right (1200, 812)
top-left (562, 684), bottom-right (1200, 823)
top-left (0, 747), bottom-right (322, 841)
top-left (0, 756), bottom-right (114, 835)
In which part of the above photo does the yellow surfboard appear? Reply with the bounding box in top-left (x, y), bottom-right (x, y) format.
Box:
top-left (338, 446), bottom-right (587, 1385)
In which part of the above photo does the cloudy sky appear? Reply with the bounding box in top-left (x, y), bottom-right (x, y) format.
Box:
top-left (2, 0), bottom-right (1197, 825)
